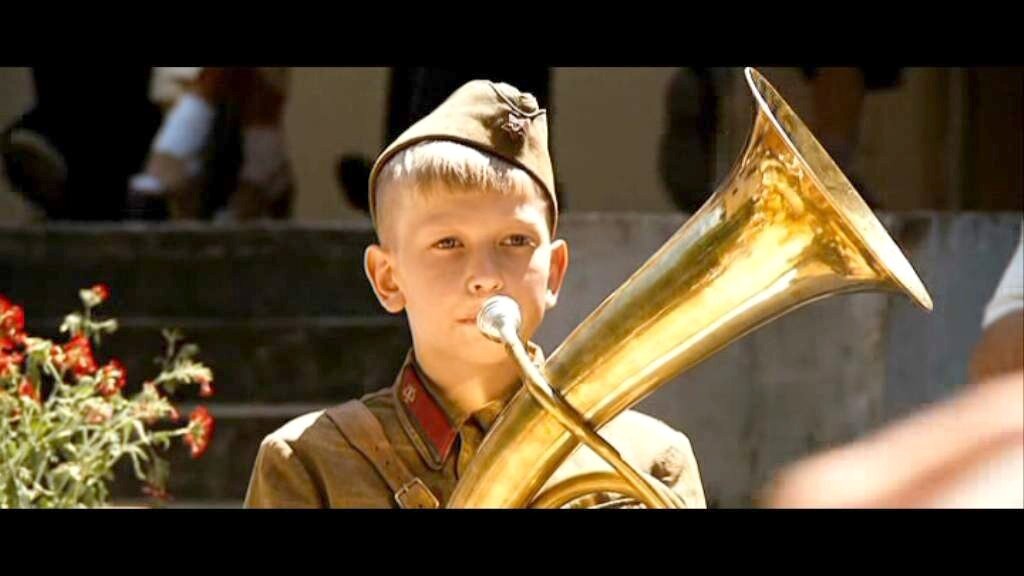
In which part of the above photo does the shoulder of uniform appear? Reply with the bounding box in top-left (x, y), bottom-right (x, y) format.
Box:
top-left (259, 407), bottom-right (359, 457)
top-left (360, 386), bottom-right (395, 408)
top-left (615, 409), bottom-right (691, 439)
top-left (261, 410), bottom-right (328, 446)
top-left (604, 409), bottom-right (697, 465)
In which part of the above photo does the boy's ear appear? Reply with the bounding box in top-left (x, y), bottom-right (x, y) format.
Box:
top-left (364, 244), bottom-right (406, 313)
top-left (545, 239), bottom-right (569, 309)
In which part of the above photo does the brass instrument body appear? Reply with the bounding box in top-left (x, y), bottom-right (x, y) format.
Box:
top-left (448, 68), bottom-right (932, 508)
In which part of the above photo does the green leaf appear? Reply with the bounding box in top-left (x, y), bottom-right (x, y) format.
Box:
top-left (60, 314), bottom-right (83, 336)
top-left (177, 343), bottom-right (200, 361)
top-left (97, 319), bottom-right (118, 334)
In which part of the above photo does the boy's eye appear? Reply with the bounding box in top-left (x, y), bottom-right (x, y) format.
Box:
top-left (434, 237), bottom-right (462, 250)
top-left (502, 234), bottom-right (536, 248)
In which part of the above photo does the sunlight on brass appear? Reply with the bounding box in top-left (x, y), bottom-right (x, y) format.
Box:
top-left (453, 67), bottom-right (932, 509)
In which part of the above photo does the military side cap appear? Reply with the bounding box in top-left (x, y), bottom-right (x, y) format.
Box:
top-left (368, 80), bottom-right (558, 234)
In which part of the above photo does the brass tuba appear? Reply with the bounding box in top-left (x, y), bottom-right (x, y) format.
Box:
top-left (450, 68), bottom-right (933, 508)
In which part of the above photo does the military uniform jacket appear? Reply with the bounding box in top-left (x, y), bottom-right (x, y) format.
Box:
top-left (245, 349), bottom-right (706, 508)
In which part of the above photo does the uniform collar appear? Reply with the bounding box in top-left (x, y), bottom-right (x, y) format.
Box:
top-left (393, 344), bottom-right (545, 470)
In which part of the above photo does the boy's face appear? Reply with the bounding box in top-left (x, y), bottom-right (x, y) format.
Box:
top-left (365, 184), bottom-right (568, 365)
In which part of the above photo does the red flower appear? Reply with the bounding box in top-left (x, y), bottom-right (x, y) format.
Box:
top-left (0, 303), bottom-right (25, 341)
top-left (184, 406), bottom-right (215, 459)
top-left (0, 296), bottom-right (25, 346)
top-left (91, 284), bottom-right (110, 303)
top-left (95, 359), bottom-right (127, 397)
top-left (196, 374), bottom-right (215, 398)
top-left (62, 335), bottom-right (97, 376)
top-left (0, 350), bottom-right (24, 377)
top-left (83, 401), bottom-right (113, 424)
top-left (7, 306), bottom-right (24, 331)
top-left (18, 378), bottom-right (39, 403)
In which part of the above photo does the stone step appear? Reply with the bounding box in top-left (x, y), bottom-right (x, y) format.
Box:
top-left (0, 223), bottom-right (383, 318)
top-left (24, 316), bottom-right (411, 402)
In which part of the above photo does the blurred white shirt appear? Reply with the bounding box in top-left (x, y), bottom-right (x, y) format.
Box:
top-left (983, 223), bottom-right (1024, 329)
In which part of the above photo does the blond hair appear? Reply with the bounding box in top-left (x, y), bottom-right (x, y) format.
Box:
top-left (374, 141), bottom-right (551, 242)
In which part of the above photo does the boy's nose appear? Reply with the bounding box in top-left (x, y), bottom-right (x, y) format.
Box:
top-left (466, 255), bottom-right (503, 295)
top-left (469, 276), bottom-right (502, 295)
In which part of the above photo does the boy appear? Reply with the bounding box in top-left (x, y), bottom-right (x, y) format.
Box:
top-left (245, 80), bottom-right (706, 508)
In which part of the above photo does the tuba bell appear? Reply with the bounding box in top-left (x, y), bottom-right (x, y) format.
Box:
top-left (449, 67), bottom-right (933, 508)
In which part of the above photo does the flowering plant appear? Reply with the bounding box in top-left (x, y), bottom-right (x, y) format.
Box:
top-left (0, 286), bottom-right (215, 508)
